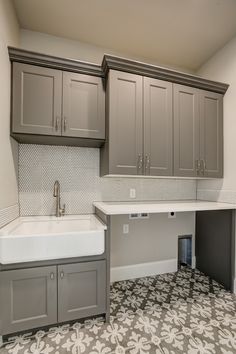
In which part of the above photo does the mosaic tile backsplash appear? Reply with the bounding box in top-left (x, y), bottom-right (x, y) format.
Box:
top-left (19, 144), bottom-right (196, 216)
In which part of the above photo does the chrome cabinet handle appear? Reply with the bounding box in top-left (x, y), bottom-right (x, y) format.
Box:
top-left (200, 159), bottom-right (205, 174)
top-left (60, 271), bottom-right (64, 279)
top-left (145, 155), bottom-right (150, 174)
top-left (63, 117), bottom-right (67, 132)
top-left (50, 272), bottom-right (55, 280)
top-left (55, 117), bottom-right (60, 131)
top-left (137, 154), bottom-right (143, 172)
top-left (195, 159), bottom-right (201, 175)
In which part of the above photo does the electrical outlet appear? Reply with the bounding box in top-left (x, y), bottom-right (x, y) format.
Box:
top-left (129, 213), bottom-right (139, 219)
top-left (123, 224), bottom-right (129, 234)
top-left (140, 213), bottom-right (149, 219)
top-left (168, 212), bottom-right (176, 219)
top-left (129, 188), bottom-right (136, 198)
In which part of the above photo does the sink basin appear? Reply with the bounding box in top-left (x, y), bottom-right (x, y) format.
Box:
top-left (0, 215), bottom-right (106, 264)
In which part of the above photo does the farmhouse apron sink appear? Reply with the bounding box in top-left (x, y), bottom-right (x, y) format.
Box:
top-left (0, 215), bottom-right (106, 264)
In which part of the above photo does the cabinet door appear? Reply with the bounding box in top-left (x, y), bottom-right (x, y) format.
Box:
top-left (174, 84), bottom-right (200, 177)
top-left (200, 91), bottom-right (223, 178)
top-left (12, 63), bottom-right (62, 136)
top-left (58, 261), bottom-right (106, 322)
top-left (62, 72), bottom-right (105, 139)
top-left (144, 78), bottom-right (173, 176)
top-left (108, 70), bottom-right (143, 175)
top-left (0, 266), bottom-right (57, 335)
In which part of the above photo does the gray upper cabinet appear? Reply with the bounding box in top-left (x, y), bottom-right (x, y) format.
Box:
top-left (12, 63), bottom-right (62, 136)
top-left (173, 84), bottom-right (223, 178)
top-left (62, 72), bottom-right (105, 139)
top-left (58, 261), bottom-right (106, 323)
top-left (144, 78), bottom-right (173, 176)
top-left (102, 70), bottom-right (143, 175)
top-left (11, 62), bottom-right (105, 146)
top-left (101, 71), bottom-right (173, 176)
top-left (199, 91), bottom-right (223, 178)
top-left (173, 84), bottom-right (200, 177)
top-left (0, 266), bottom-right (57, 335)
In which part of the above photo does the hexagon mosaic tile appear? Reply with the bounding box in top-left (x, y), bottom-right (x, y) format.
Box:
top-left (19, 144), bottom-right (196, 216)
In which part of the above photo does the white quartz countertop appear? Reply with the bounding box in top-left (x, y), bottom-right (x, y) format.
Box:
top-left (93, 200), bottom-right (236, 215)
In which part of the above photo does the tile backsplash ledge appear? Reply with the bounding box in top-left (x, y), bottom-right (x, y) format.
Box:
top-left (19, 144), bottom-right (196, 216)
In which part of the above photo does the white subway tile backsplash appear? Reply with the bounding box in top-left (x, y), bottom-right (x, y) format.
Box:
top-left (19, 144), bottom-right (196, 216)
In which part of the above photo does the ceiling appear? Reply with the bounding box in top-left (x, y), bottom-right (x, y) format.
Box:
top-left (13, 0), bottom-right (236, 71)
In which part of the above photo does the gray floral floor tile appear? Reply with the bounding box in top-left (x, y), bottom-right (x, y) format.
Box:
top-left (1, 267), bottom-right (236, 354)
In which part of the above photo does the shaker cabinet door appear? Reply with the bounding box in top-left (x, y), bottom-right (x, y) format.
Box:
top-left (107, 70), bottom-right (143, 175)
top-left (62, 72), bottom-right (105, 139)
top-left (173, 84), bottom-right (200, 177)
top-left (199, 90), bottom-right (223, 178)
top-left (58, 261), bottom-right (106, 323)
top-left (144, 77), bottom-right (173, 176)
top-left (0, 266), bottom-right (57, 335)
top-left (12, 63), bottom-right (62, 136)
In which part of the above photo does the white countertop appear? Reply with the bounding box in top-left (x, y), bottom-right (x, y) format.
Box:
top-left (93, 200), bottom-right (236, 215)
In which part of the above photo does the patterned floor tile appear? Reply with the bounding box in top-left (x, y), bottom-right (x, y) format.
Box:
top-left (1, 267), bottom-right (236, 354)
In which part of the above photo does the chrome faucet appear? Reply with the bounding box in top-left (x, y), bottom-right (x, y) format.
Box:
top-left (53, 180), bottom-right (65, 217)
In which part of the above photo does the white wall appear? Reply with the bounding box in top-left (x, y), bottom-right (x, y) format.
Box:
top-left (0, 0), bottom-right (19, 220)
top-left (20, 29), bottom-right (194, 73)
top-left (197, 35), bottom-right (236, 203)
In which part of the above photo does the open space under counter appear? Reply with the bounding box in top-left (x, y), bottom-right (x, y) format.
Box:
top-left (94, 199), bottom-right (236, 293)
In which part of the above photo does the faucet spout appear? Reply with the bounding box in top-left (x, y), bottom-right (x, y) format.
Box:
top-left (53, 180), bottom-right (65, 217)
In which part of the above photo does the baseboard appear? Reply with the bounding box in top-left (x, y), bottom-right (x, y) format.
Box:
top-left (111, 258), bottom-right (178, 282)
top-left (233, 278), bottom-right (236, 294)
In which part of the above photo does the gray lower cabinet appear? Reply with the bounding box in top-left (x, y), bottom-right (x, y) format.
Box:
top-left (58, 261), bottom-right (106, 322)
top-left (12, 63), bottom-right (62, 136)
top-left (144, 77), bottom-right (173, 176)
top-left (62, 72), bottom-right (105, 139)
top-left (174, 84), bottom-right (223, 178)
top-left (0, 266), bottom-right (57, 335)
top-left (0, 261), bottom-right (107, 336)
top-left (11, 63), bottom-right (105, 144)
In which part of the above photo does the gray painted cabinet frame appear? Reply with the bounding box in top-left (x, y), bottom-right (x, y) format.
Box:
top-left (11, 63), bottom-right (105, 145)
top-left (144, 77), bottom-right (173, 176)
top-left (173, 84), bottom-right (200, 177)
top-left (174, 84), bottom-right (223, 178)
top-left (12, 63), bottom-right (62, 136)
top-left (58, 261), bottom-right (106, 322)
top-left (101, 70), bottom-right (173, 176)
top-left (0, 245), bottom-right (110, 337)
top-left (0, 266), bottom-right (57, 335)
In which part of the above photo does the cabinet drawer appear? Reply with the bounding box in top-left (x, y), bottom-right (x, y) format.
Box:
top-left (0, 266), bottom-right (57, 335)
top-left (58, 260), bottom-right (106, 322)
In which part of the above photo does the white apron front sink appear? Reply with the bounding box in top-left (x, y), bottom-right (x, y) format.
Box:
top-left (0, 215), bottom-right (106, 264)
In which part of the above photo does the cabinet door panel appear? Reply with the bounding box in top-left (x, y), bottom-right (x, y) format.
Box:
top-left (200, 91), bottom-right (223, 178)
top-left (58, 261), bottom-right (106, 322)
top-left (12, 63), bottom-right (62, 136)
top-left (0, 266), bottom-right (57, 335)
top-left (108, 70), bottom-right (143, 175)
top-left (174, 84), bottom-right (200, 177)
top-left (62, 72), bottom-right (105, 139)
top-left (144, 78), bottom-right (173, 176)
